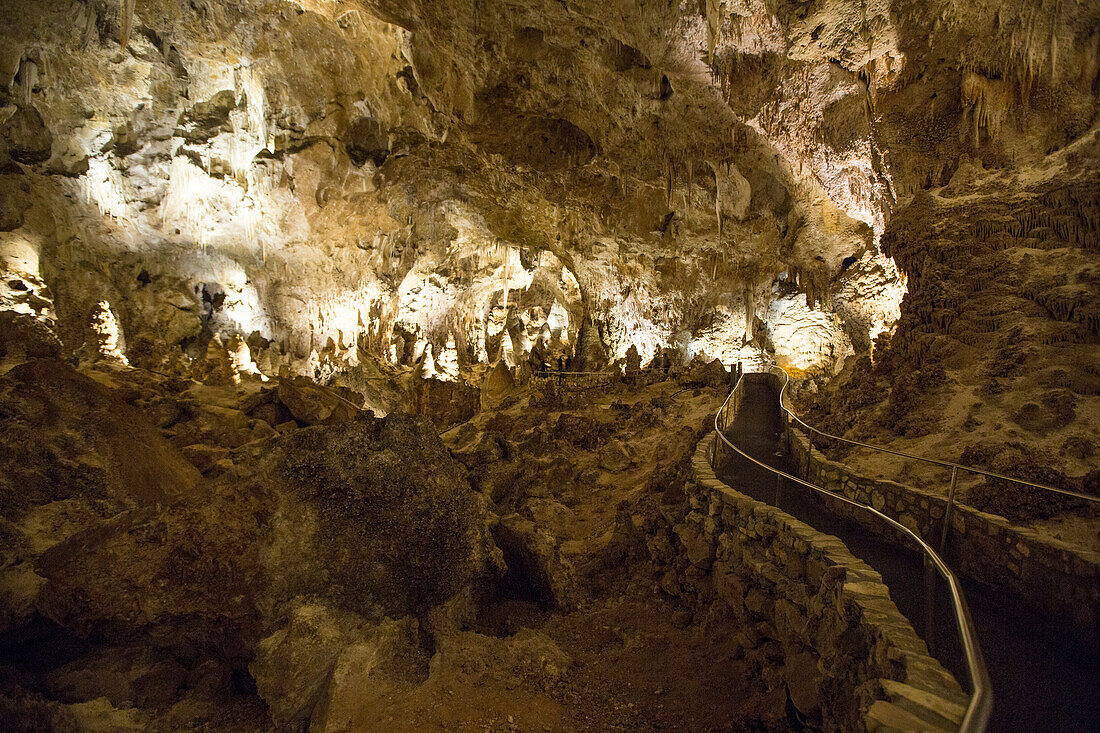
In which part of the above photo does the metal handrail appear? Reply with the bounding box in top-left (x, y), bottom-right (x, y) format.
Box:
top-left (712, 374), bottom-right (992, 732)
top-left (770, 364), bottom-right (1099, 505)
top-left (533, 370), bottom-right (618, 376)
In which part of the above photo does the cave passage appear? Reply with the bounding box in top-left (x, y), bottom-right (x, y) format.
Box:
top-left (718, 374), bottom-right (1100, 733)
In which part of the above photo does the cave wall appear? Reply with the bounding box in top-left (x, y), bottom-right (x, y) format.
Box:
top-left (0, 0), bottom-right (1096, 462)
top-left (0, 0), bottom-right (910, 385)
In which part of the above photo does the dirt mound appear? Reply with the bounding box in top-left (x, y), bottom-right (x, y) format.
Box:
top-left (0, 358), bottom-right (200, 523)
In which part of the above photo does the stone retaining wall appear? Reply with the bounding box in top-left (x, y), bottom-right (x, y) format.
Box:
top-left (655, 432), bottom-right (968, 732)
top-left (784, 425), bottom-right (1100, 630)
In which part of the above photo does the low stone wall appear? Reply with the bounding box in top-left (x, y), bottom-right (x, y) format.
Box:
top-left (655, 433), bottom-right (967, 732)
top-left (785, 426), bottom-right (1100, 630)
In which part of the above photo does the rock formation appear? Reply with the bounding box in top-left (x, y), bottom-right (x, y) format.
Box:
top-left (1, 0), bottom-right (1098, 728)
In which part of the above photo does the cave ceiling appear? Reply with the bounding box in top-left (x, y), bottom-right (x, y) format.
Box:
top-left (0, 0), bottom-right (1096, 373)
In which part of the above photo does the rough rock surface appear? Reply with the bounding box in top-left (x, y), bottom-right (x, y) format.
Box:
top-left (250, 601), bottom-right (424, 732)
top-left (1, 0), bottom-right (1099, 727)
top-left (801, 139), bottom-right (1100, 531)
top-left (0, 0), bottom-right (927, 390)
top-left (257, 411), bottom-right (500, 617)
top-left (275, 377), bottom-right (360, 426)
top-left (0, 359), bottom-right (200, 525)
top-left (0, 359), bottom-right (513, 729)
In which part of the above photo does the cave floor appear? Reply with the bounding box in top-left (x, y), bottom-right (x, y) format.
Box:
top-left (3, 363), bottom-right (791, 731)
top-left (356, 591), bottom-right (769, 733)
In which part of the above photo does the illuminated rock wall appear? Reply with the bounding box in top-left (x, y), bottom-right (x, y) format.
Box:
top-left (1, 0), bottom-right (1096, 391)
top-left (0, 0), bottom-right (917, 384)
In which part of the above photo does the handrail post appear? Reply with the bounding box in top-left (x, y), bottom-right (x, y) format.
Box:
top-left (940, 466), bottom-right (959, 554)
top-left (924, 554), bottom-right (936, 656)
top-left (804, 426), bottom-right (814, 480)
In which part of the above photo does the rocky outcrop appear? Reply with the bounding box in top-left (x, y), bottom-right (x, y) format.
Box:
top-left (0, 0), bottom-right (903, 391)
top-left (0, 106), bottom-right (52, 165)
top-left (0, 359), bottom-right (200, 527)
top-left (275, 377), bottom-right (360, 426)
top-left (257, 412), bottom-right (501, 617)
top-left (250, 601), bottom-right (424, 732)
top-left (0, 360), bottom-right (498, 635)
top-left (597, 438), bottom-right (634, 472)
top-left (804, 139), bottom-right (1100, 522)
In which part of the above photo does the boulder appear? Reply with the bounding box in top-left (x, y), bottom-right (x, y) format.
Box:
top-left (17, 395), bottom-right (495, 668)
top-left (0, 359), bottom-right (200, 525)
top-left (0, 563), bottom-right (44, 633)
top-left (33, 493), bottom-right (265, 659)
top-left (785, 650), bottom-right (823, 717)
top-left (598, 437), bottom-right (633, 472)
top-left (277, 377), bottom-right (358, 426)
top-left (0, 310), bottom-right (60, 361)
top-left (250, 601), bottom-right (422, 732)
top-left (554, 413), bottom-right (606, 450)
top-left (681, 357), bottom-right (729, 389)
top-left (180, 444), bottom-right (231, 474)
top-left (259, 412), bottom-right (501, 616)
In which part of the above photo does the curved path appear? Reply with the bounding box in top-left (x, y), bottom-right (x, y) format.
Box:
top-left (718, 374), bottom-right (1099, 733)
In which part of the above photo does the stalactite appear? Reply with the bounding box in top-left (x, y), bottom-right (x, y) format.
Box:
top-left (19, 59), bottom-right (36, 105)
top-left (119, 0), bottom-right (136, 51)
top-left (961, 71), bottom-right (1013, 147)
top-left (704, 0), bottom-right (720, 65)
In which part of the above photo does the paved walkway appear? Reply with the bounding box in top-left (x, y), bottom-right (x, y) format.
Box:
top-left (717, 374), bottom-right (1099, 733)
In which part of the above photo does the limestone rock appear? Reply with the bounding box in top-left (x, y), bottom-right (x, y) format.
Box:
top-left (2, 369), bottom-right (498, 693)
top-left (250, 601), bottom-right (421, 732)
top-left (259, 412), bottom-right (501, 616)
top-left (32, 496), bottom-right (264, 659)
top-left (66, 697), bottom-right (147, 732)
top-left (0, 105), bottom-right (52, 164)
top-left (0, 680), bottom-right (82, 732)
top-left (598, 437), bottom-right (633, 472)
top-left (480, 359), bottom-right (516, 410)
top-left (428, 628), bottom-right (572, 693)
top-left (784, 650), bottom-right (823, 717)
top-left (0, 310), bottom-right (59, 361)
top-left (493, 513), bottom-right (572, 610)
top-left (0, 563), bottom-right (44, 633)
top-left (277, 377), bottom-right (359, 426)
top-left (0, 359), bottom-right (200, 526)
top-left (180, 444), bottom-right (231, 474)
top-left (681, 357), bottom-right (729, 390)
